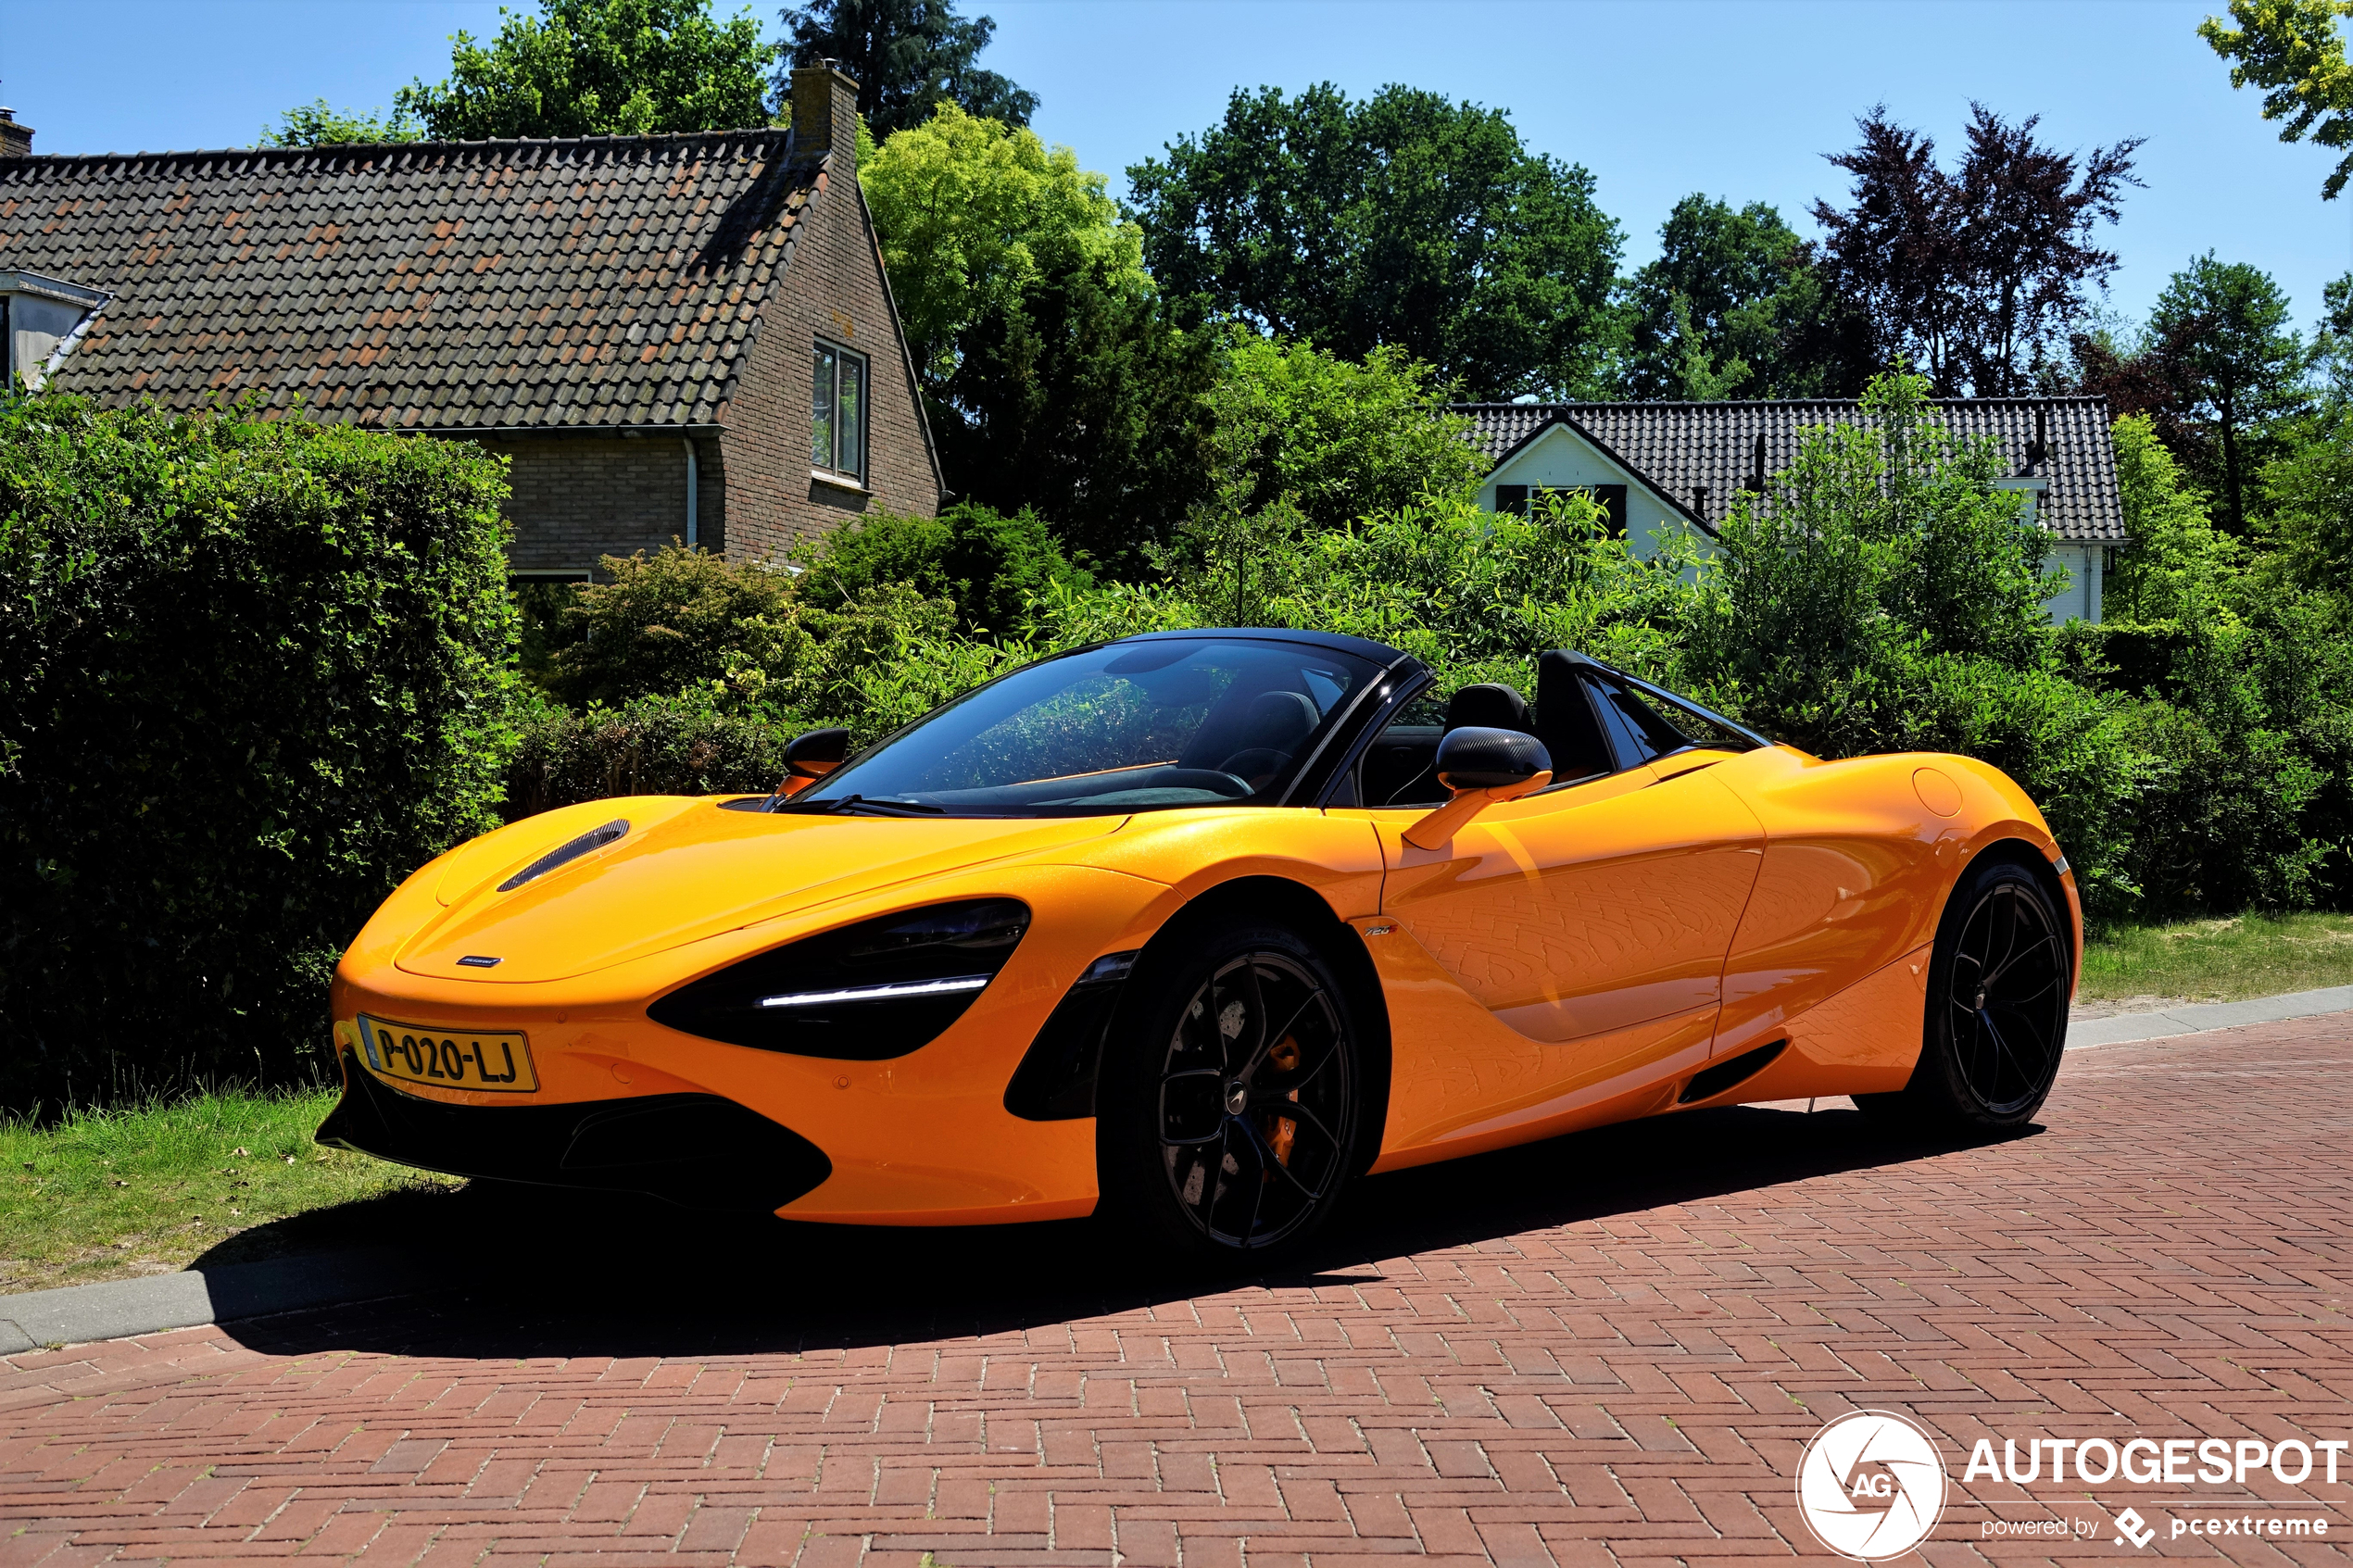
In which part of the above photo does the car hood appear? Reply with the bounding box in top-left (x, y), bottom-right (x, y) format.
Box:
top-left (395, 801), bottom-right (1126, 984)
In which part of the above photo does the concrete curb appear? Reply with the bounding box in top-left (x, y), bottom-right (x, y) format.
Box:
top-left (5, 986), bottom-right (2348, 1354)
top-left (2067, 983), bottom-right (2353, 1049)
top-left (0, 1247), bottom-right (446, 1356)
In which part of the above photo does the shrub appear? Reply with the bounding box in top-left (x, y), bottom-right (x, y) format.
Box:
top-left (0, 394), bottom-right (514, 1110)
top-left (502, 694), bottom-right (790, 820)
top-left (796, 501), bottom-right (1088, 635)
top-left (544, 539), bottom-right (804, 711)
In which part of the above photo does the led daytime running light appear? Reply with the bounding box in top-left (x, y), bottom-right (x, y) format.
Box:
top-left (758, 974), bottom-right (994, 1010)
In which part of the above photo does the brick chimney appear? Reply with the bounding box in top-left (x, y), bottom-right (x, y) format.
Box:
top-left (790, 60), bottom-right (860, 176)
top-left (0, 108), bottom-right (31, 160)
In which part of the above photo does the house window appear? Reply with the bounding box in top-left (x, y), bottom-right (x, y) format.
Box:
top-left (1494, 483), bottom-right (1627, 537)
top-left (812, 341), bottom-right (867, 483)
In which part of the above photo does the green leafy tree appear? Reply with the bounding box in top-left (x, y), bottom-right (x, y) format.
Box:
top-left (2261, 416), bottom-right (2353, 593)
top-left (2200, 0), bottom-right (2353, 198)
top-left (930, 254), bottom-right (1221, 573)
top-left (858, 104), bottom-right (1143, 385)
top-left (259, 100), bottom-right (423, 146)
top-left (2105, 413), bottom-right (2248, 621)
top-left (1620, 195), bottom-right (1853, 400)
top-left (1202, 335), bottom-right (1486, 532)
top-left (1126, 82), bottom-right (1625, 401)
top-left (396, 0), bottom-right (778, 141)
top-left (2146, 252), bottom-right (2309, 531)
top-left (778, 0), bottom-right (1035, 139)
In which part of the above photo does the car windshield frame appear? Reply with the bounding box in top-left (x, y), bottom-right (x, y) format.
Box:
top-left (775, 633), bottom-right (1397, 819)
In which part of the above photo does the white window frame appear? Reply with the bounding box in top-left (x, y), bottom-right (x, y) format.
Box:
top-left (811, 338), bottom-right (869, 486)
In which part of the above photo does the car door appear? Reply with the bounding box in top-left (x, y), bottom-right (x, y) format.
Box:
top-left (1343, 656), bottom-right (1767, 1156)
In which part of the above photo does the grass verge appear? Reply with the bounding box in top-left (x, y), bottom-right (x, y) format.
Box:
top-left (1, 1087), bottom-right (459, 1294)
top-left (2079, 911), bottom-right (2353, 1006)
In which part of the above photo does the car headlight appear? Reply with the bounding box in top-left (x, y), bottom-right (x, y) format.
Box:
top-left (647, 898), bottom-right (1031, 1060)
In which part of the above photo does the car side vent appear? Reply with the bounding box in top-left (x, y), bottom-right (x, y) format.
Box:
top-left (1004, 950), bottom-right (1139, 1121)
top-left (1678, 1039), bottom-right (1788, 1106)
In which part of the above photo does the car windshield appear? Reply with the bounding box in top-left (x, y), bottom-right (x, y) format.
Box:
top-left (787, 637), bottom-right (1384, 816)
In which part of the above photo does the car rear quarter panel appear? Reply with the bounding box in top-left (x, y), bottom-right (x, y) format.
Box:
top-left (1704, 746), bottom-right (2072, 1103)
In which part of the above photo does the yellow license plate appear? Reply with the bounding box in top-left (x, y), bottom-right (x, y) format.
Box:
top-left (357, 1016), bottom-right (538, 1093)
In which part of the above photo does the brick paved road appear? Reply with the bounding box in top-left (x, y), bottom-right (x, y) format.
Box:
top-left (4, 1016), bottom-right (2351, 1566)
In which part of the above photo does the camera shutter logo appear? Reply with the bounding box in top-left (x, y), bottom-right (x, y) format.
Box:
top-left (1795, 1410), bottom-right (1949, 1560)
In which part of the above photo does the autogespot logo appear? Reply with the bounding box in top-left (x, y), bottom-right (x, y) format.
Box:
top-left (1796, 1411), bottom-right (1950, 1561)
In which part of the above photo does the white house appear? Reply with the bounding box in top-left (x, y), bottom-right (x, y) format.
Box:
top-left (1455, 397), bottom-right (2129, 623)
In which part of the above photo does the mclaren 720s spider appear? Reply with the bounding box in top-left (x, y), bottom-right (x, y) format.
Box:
top-left (321, 628), bottom-right (2081, 1261)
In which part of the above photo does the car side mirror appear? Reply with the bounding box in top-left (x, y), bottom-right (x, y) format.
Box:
top-left (776, 727), bottom-right (851, 798)
top-left (1403, 727), bottom-right (1554, 849)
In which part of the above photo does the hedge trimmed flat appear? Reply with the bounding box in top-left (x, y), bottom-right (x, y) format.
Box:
top-left (321, 630), bottom-right (2081, 1262)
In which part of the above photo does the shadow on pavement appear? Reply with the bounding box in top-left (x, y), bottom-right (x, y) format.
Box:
top-left (212, 1103), bottom-right (2033, 1361)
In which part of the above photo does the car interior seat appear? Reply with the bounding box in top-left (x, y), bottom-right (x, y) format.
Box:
top-left (1374, 683), bottom-right (1532, 806)
top-left (1442, 683), bottom-right (1532, 735)
top-left (1213, 688), bottom-right (1320, 788)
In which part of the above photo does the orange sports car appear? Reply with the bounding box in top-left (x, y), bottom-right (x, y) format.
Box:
top-left (322, 630), bottom-right (2080, 1261)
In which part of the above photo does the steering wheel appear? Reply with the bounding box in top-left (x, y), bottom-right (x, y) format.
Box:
top-left (1215, 748), bottom-right (1291, 789)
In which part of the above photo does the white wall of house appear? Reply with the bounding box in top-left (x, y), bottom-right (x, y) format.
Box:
top-left (1478, 424), bottom-right (1702, 563)
top-left (2044, 543), bottom-right (2103, 623)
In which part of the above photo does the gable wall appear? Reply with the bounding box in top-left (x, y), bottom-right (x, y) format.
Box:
top-left (1480, 425), bottom-right (1705, 562)
top-left (722, 165), bottom-right (938, 561)
top-left (481, 433), bottom-right (724, 576)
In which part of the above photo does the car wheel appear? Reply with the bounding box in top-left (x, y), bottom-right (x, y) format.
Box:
top-left (1862, 855), bottom-right (2071, 1131)
top-left (1097, 920), bottom-right (1366, 1265)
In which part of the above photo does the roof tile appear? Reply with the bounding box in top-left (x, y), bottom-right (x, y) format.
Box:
top-left (0, 130), bottom-right (816, 432)
top-left (1457, 399), bottom-right (2127, 543)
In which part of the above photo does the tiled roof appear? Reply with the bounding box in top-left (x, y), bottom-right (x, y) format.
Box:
top-left (0, 131), bottom-right (819, 430)
top-left (1457, 397), bottom-right (2127, 543)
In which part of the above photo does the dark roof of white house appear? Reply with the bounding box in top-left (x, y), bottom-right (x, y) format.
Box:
top-left (1457, 397), bottom-right (2126, 543)
top-left (0, 131), bottom-right (823, 431)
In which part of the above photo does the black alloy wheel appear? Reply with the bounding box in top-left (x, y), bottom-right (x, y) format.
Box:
top-left (1098, 921), bottom-right (1365, 1262)
top-left (1865, 856), bottom-right (2070, 1130)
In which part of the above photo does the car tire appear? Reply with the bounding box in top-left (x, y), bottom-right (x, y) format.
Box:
top-left (1858, 855), bottom-right (2071, 1132)
top-left (1095, 917), bottom-right (1368, 1267)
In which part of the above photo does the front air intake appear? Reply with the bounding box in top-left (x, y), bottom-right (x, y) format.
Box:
top-left (648, 898), bottom-right (1030, 1060)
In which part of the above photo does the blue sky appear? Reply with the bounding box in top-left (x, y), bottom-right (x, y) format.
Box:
top-left (11, 0), bottom-right (2347, 334)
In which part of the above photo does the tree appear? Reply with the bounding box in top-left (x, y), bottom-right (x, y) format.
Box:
top-left (1203, 335), bottom-right (1486, 532)
top-left (2260, 417), bottom-right (2353, 593)
top-left (2201, 0), bottom-right (2353, 199)
top-left (260, 100), bottom-right (423, 146)
top-left (2104, 412), bottom-right (2245, 621)
top-left (396, 0), bottom-right (777, 141)
top-left (2146, 253), bottom-right (2308, 531)
top-left (1126, 83), bottom-right (1625, 401)
top-left (1619, 195), bottom-right (1856, 400)
top-left (1811, 104), bottom-right (2142, 395)
top-left (858, 104), bottom-right (1142, 385)
top-left (930, 255), bottom-right (1221, 572)
top-left (778, 0), bottom-right (1035, 140)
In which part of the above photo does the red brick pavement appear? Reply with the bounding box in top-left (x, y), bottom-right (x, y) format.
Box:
top-left (3, 1016), bottom-right (2351, 1566)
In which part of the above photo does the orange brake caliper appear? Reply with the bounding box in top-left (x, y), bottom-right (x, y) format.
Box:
top-left (1263, 1035), bottom-right (1302, 1168)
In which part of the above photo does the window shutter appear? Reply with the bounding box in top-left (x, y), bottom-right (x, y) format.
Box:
top-left (1593, 484), bottom-right (1629, 538)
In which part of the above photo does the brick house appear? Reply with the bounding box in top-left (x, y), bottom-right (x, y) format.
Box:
top-left (0, 68), bottom-right (941, 578)
top-left (1457, 398), bottom-right (2129, 622)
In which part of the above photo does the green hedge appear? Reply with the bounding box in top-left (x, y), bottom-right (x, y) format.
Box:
top-left (502, 696), bottom-right (788, 820)
top-left (0, 395), bottom-right (515, 1110)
